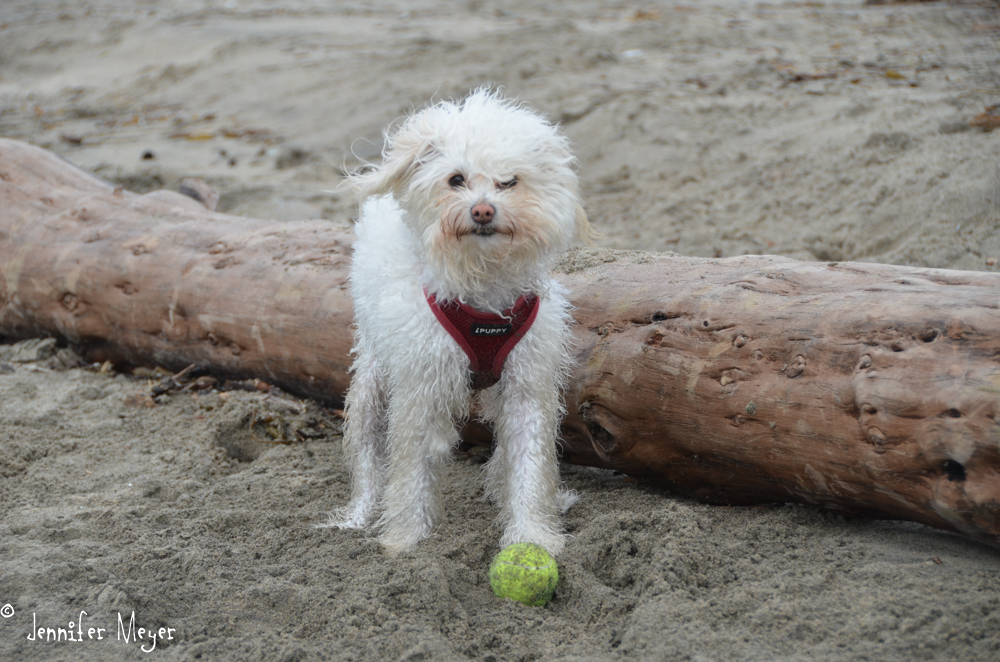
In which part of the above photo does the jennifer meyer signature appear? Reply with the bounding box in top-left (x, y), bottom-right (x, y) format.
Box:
top-left (4, 605), bottom-right (176, 653)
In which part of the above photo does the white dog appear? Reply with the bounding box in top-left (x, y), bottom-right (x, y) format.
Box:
top-left (321, 89), bottom-right (593, 556)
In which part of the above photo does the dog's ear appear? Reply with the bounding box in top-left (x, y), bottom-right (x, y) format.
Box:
top-left (352, 128), bottom-right (434, 200)
top-left (574, 204), bottom-right (601, 246)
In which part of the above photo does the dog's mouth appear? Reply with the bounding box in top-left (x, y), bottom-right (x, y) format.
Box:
top-left (455, 225), bottom-right (510, 239)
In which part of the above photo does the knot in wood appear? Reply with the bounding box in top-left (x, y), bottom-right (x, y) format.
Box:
top-left (645, 326), bottom-right (666, 346)
top-left (945, 318), bottom-right (973, 340)
top-left (579, 403), bottom-right (616, 456)
top-left (720, 368), bottom-right (750, 386)
top-left (61, 293), bottom-right (78, 311)
top-left (868, 426), bottom-right (886, 445)
top-left (597, 324), bottom-right (612, 337)
top-left (786, 355), bottom-right (806, 378)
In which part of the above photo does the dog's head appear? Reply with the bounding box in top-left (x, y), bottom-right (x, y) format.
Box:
top-left (354, 89), bottom-right (593, 286)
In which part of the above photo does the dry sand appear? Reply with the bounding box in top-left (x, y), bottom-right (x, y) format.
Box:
top-left (2, 1), bottom-right (1000, 660)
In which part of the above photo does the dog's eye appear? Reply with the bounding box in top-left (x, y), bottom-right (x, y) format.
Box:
top-left (498, 177), bottom-right (517, 190)
top-left (448, 174), bottom-right (466, 189)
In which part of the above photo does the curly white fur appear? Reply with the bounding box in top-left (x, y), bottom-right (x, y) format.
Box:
top-left (319, 89), bottom-right (592, 556)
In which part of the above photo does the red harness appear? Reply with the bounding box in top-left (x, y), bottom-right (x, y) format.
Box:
top-left (426, 291), bottom-right (540, 389)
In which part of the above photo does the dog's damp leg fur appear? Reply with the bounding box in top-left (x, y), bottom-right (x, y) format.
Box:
top-left (487, 377), bottom-right (567, 555)
top-left (317, 348), bottom-right (388, 530)
top-left (374, 363), bottom-right (468, 554)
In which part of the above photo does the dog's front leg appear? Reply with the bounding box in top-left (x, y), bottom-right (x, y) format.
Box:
top-left (488, 376), bottom-right (568, 556)
top-left (376, 379), bottom-right (465, 554)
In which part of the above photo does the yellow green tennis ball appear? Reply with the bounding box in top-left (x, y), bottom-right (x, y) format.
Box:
top-left (488, 543), bottom-right (559, 607)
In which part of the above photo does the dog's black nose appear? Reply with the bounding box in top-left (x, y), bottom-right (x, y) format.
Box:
top-left (471, 203), bottom-right (495, 224)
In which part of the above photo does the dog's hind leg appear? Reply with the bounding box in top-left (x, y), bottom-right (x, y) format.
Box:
top-left (318, 349), bottom-right (388, 530)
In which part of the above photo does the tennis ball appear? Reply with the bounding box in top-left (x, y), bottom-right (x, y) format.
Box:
top-left (488, 543), bottom-right (559, 607)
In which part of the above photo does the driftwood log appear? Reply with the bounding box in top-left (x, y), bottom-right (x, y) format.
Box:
top-left (2, 138), bottom-right (999, 547)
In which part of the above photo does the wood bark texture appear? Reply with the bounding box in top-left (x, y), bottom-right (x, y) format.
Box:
top-left (2, 138), bottom-right (999, 548)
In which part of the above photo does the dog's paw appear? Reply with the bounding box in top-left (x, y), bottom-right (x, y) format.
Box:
top-left (377, 531), bottom-right (423, 556)
top-left (315, 510), bottom-right (369, 530)
top-left (500, 527), bottom-right (568, 557)
top-left (555, 489), bottom-right (579, 513)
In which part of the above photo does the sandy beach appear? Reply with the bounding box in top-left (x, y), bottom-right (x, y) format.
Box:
top-left (2, 1), bottom-right (1000, 660)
